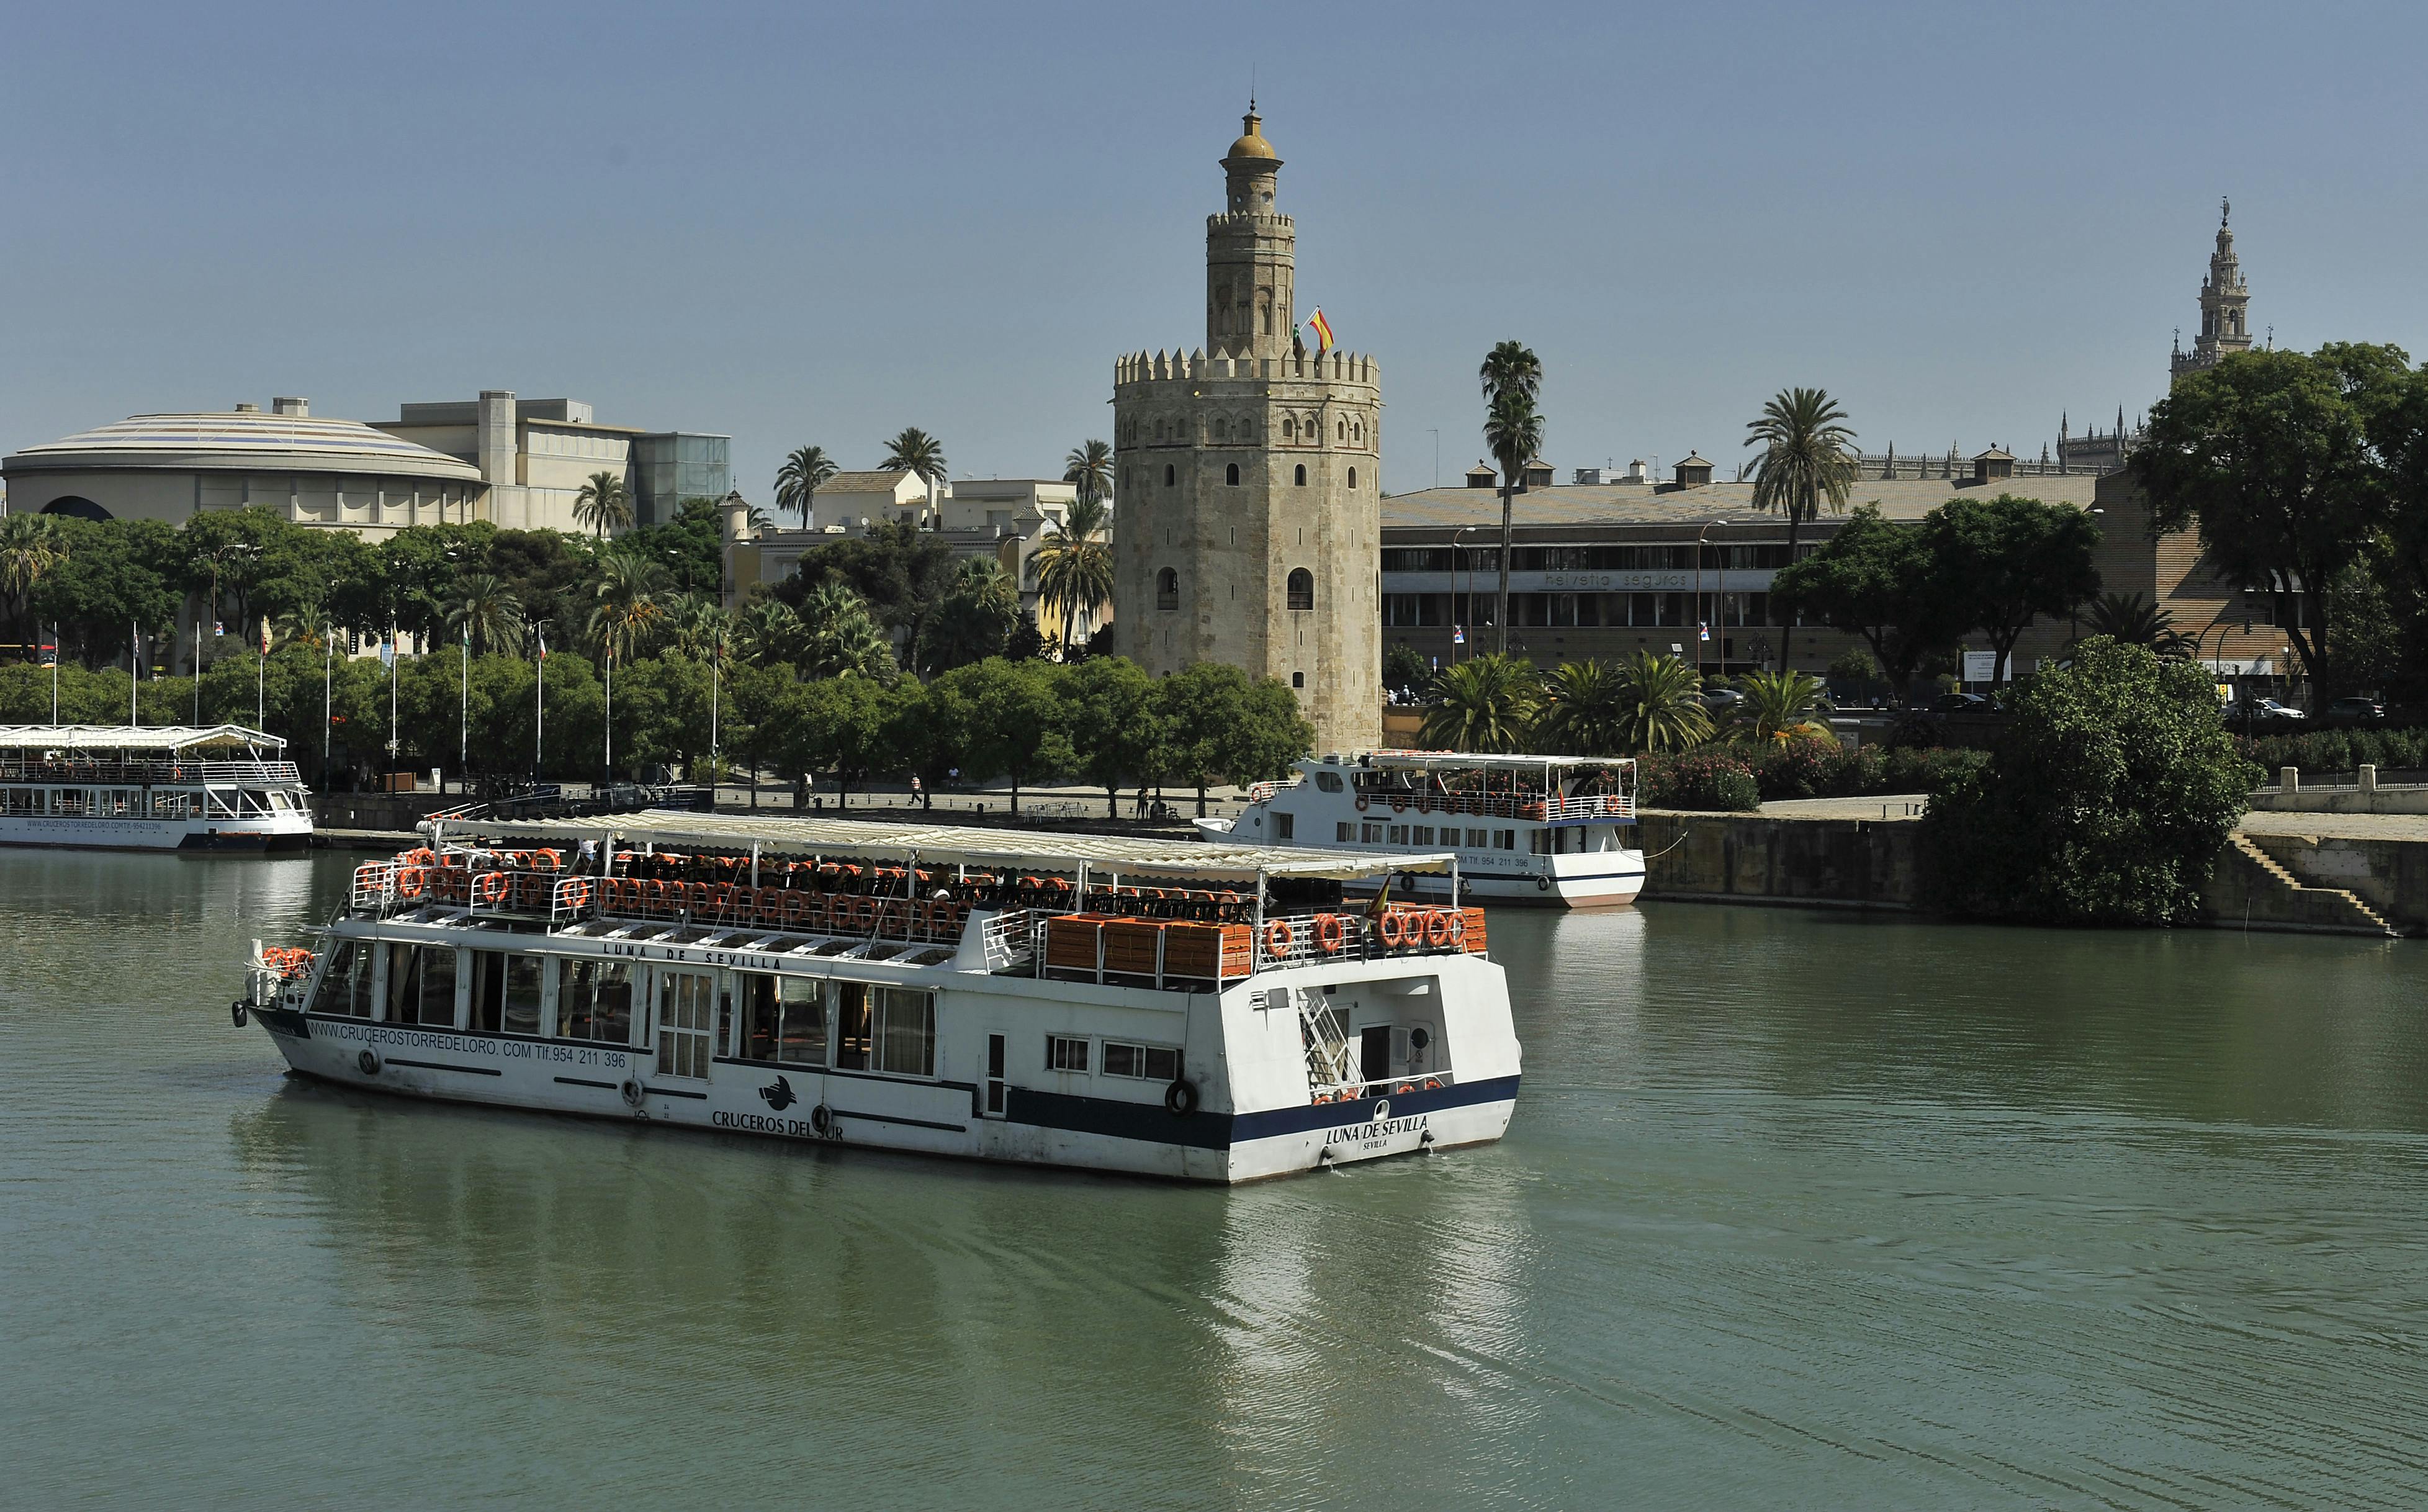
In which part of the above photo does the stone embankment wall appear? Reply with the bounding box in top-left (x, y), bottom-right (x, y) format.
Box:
top-left (1638, 809), bottom-right (2417, 937)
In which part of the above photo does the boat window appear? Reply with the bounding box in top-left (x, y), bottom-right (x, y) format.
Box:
top-left (1496, 830), bottom-right (1517, 851)
top-left (740, 974), bottom-right (828, 1066)
top-left (1529, 830), bottom-right (1553, 855)
top-left (875, 988), bottom-right (935, 1077)
top-left (466, 953), bottom-right (546, 1035)
top-left (1273, 812), bottom-right (1295, 840)
top-left (656, 972), bottom-right (716, 1079)
top-left (1102, 1042), bottom-right (1182, 1081)
top-left (1413, 826), bottom-right (1434, 845)
top-left (469, 952), bottom-right (505, 1033)
top-left (1336, 822), bottom-right (1354, 842)
top-left (4, 790), bottom-right (34, 816)
top-left (1360, 821), bottom-right (1383, 844)
top-left (1046, 1034), bottom-right (1089, 1073)
top-left (1388, 824), bottom-right (1409, 845)
top-left (835, 983), bottom-right (873, 1069)
top-left (1465, 828), bottom-right (1488, 848)
top-left (387, 944), bottom-right (457, 1027)
top-left (1315, 772), bottom-right (1344, 793)
top-left (150, 791), bottom-right (190, 819)
top-left (53, 789), bottom-right (86, 816)
top-left (310, 942), bottom-right (374, 1019)
top-left (557, 960), bottom-right (634, 1043)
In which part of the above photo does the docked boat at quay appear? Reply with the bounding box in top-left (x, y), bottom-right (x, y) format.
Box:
top-left (233, 811), bottom-right (1518, 1182)
top-left (1199, 751), bottom-right (1643, 907)
top-left (0, 724), bottom-right (313, 852)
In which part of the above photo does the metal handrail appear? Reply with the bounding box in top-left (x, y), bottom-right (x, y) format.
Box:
top-left (0, 758), bottom-right (302, 785)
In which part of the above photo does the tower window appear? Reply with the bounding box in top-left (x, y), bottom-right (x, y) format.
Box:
top-left (1283, 417), bottom-right (1295, 439)
top-left (1347, 467), bottom-right (1357, 490)
top-left (1337, 420), bottom-right (1346, 442)
top-left (1287, 569), bottom-right (1315, 611)
top-left (1292, 672), bottom-right (1305, 688)
top-left (1164, 464), bottom-right (1176, 487)
top-left (1294, 464), bottom-right (1306, 487)
top-left (1226, 463), bottom-right (1240, 486)
top-left (1214, 420), bottom-right (1226, 441)
top-left (1156, 569), bottom-right (1179, 612)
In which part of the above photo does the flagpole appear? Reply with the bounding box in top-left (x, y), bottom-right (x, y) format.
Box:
top-left (193, 618), bottom-right (202, 725)
top-left (534, 628), bottom-right (545, 781)
top-left (131, 619), bottom-right (138, 727)
top-left (256, 619), bottom-right (265, 732)
top-left (459, 624), bottom-right (469, 791)
top-left (604, 646), bottom-right (613, 786)
top-left (710, 647), bottom-right (720, 800)
top-left (387, 621), bottom-right (399, 781)
top-left (50, 625), bottom-right (60, 726)
top-left (323, 626), bottom-right (332, 788)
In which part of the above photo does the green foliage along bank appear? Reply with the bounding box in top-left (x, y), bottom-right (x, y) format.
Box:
top-left (1922, 638), bottom-right (2254, 925)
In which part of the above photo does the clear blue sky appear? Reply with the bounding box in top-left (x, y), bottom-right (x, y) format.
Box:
top-left (7, 1), bottom-right (2426, 502)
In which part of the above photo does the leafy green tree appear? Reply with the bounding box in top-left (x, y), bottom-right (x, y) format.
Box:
top-left (1826, 646), bottom-right (1881, 688)
top-left (1480, 341), bottom-right (1544, 655)
top-left (782, 518), bottom-right (957, 650)
top-left (1064, 655), bottom-right (1162, 816)
top-left (445, 574), bottom-right (525, 655)
top-left (1158, 660), bottom-right (1311, 817)
top-left (29, 517), bottom-right (182, 668)
top-left (939, 658), bottom-right (1072, 813)
top-left (798, 582), bottom-right (896, 680)
top-left (780, 675), bottom-right (902, 808)
top-left (2133, 344), bottom-right (2406, 695)
top-left (1924, 492), bottom-right (2102, 682)
top-left (775, 444), bottom-right (839, 528)
top-left (736, 599), bottom-right (803, 669)
top-left (1923, 637), bottom-right (2251, 925)
top-left (618, 496), bottom-right (725, 595)
top-left (1383, 642), bottom-right (1431, 696)
top-left (918, 556), bottom-right (1018, 673)
top-left (1727, 668), bottom-right (1837, 747)
top-left (881, 428), bottom-right (948, 488)
top-left (1419, 654), bottom-right (1539, 753)
top-left (573, 470), bottom-right (634, 539)
top-left (1769, 503), bottom-right (1967, 703)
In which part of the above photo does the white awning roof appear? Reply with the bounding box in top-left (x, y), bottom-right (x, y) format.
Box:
top-left (443, 809), bottom-right (1452, 881)
top-left (0, 723), bottom-right (285, 752)
top-left (1356, 750), bottom-right (1632, 772)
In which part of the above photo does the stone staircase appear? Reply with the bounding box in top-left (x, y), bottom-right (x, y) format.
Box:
top-left (2213, 834), bottom-right (2401, 937)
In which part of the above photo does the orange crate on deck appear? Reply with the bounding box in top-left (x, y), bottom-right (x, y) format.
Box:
top-left (1164, 922), bottom-right (1252, 979)
top-left (1461, 906), bottom-right (1488, 953)
top-left (1044, 914), bottom-right (1111, 970)
top-left (1102, 918), bottom-right (1167, 974)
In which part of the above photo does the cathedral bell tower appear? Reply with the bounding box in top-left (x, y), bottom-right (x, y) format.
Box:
top-left (2174, 197), bottom-right (2253, 379)
top-left (1110, 108), bottom-right (1384, 754)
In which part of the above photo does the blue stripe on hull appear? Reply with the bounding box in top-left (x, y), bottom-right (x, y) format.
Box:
top-left (1007, 1074), bottom-right (1521, 1151)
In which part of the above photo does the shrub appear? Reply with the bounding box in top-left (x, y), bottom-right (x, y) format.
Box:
top-left (1922, 638), bottom-right (2250, 925)
top-left (1638, 748), bottom-right (1761, 811)
top-left (1883, 745), bottom-right (1989, 794)
top-left (1820, 742), bottom-right (1888, 796)
top-left (1751, 736), bottom-right (1835, 800)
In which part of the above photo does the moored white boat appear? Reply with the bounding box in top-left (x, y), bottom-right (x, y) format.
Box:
top-left (0, 724), bottom-right (313, 852)
top-left (1199, 751), bottom-right (1642, 907)
top-left (233, 812), bottom-right (1519, 1183)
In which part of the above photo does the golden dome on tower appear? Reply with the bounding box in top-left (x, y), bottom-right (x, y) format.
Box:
top-left (1225, 109), bottom-right (1278, 163)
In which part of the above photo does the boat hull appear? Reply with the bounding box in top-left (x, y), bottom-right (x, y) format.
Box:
top-left (250, 1009), bottom-right (1516, 1185)
top-left (0, 813), bottom-right (314, 853)
top-left (1194, 816), bottom-right (1641, 907)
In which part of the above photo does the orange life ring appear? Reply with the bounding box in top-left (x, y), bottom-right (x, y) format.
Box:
top-left (534, 848), bottom-right (562, 870)
top-left (1378, 909), bottom-right (1409, 948)
top-left (402, 847), bottom-right (434, 868)
top-left (1446, 911), bottom-right (1467, 946)
top-left (559, 878), bottom-right (592, 910)
top-left (1354, 794), bottom-right (1369, 812)
top-left (1315, 913), bottom-right (1347, 953)
top-left (1423, 911), bottom-right (1454, 948)
top-left (1393, 1081), bottom-right (1416, 1095)
top-left (504, 850), bottom-right (532, 869)
top-left (474, 870), bottom-right (508, 904)
top-left (395, 866), bottom-right (426, 899)
top-left (1390, 794), bottom-right (1408, 813)
top-left (1421, 1077), bottom-right (1443, 1091)
top-left (755, 888), bottom-right (785, 924)
top-left (1263, 919), bottom-right (1294, 956)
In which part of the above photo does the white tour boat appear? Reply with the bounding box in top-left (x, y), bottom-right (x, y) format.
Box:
top-left (1198, 751), bottom-right (1642, 907)
top-left (232, 812), bottom-right (1518, 1183)
top-left (0, 724), bottom-right (314, 852)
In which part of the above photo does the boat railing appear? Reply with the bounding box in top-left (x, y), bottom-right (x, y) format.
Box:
top-left (0, 757), bottom-right (302, 785)
top-left (1543, 791), bottom-right (1634, 822)
top-left (1354, 788), bottom-right (1632, 822)
top-left (351, 860), bottom-right (399, 915)
top-left (1254, 906), bottom-right (1488, 968)
top-left (985, 908), bottom-right (1043, 973)
top-left (1244, 776), bottom-right (1303, 804)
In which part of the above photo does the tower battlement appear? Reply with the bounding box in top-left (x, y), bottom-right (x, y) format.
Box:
top-left (1206, 212), bottom-right (1294, 235)
top-left (1115, 349), bottom-right (1378, 387)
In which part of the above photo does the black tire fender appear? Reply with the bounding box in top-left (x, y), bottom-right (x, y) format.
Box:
top-left (1164, 1078), bottom-right (1200, 1118)
top-left (619, 1079), bottom-right (646, 1109)
top-left (1535, 873), bottom-right (1552, 892)
top-left (809, 1104), bottom-right (832, 1136)
top-left (357, 1048), bottom-right (380, 1077)
top-left (230, 1000), bottom-right (249, 1028)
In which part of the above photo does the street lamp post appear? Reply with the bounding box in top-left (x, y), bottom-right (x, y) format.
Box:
top-left (1694, 518), bottom-right (1730, 684)
top-left (1452, 526), bottom-right (1475, 668)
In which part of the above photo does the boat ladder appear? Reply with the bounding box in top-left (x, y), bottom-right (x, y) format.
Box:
top-left (1298, 991), bottom-right (1356, 1089)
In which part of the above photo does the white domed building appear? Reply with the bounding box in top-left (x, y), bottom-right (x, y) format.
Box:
top-left (2, 398), bottom-right (485, 534)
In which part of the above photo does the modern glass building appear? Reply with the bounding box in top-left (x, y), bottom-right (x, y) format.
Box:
top-left (632, 432), bottom-right (731, 525)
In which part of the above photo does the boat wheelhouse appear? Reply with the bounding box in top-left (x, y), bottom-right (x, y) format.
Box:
top-left (233, 812), bottom-right (1519, 1183)
top-left (1198, 751), bottom-right (1642, 907)
top-left (0, 724), bottom-right (313, 852)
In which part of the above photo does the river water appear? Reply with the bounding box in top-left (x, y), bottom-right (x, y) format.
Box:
top-left (4, 849), bottom-right (2426, 1510)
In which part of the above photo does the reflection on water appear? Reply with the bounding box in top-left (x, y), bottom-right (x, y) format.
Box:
top-left (6, 852), bottom-right (2428, 1508)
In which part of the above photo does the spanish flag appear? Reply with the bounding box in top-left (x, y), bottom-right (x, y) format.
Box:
top-left (1303, 307), bottom-right (1333, 356)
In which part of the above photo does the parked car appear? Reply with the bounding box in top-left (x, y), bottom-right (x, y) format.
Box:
top-left (1931, 691), bottom-right (1992, 714)
top-left (2233, 696), bottom-right (2307, 725)
top-left (2325, 696), bottom-right (2385, 722)
top-left (1699, 687), bottom-right (1745, 717)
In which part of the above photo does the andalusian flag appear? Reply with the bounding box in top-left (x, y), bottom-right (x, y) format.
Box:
top-left (1303, 307), bottom-right (1333, 356)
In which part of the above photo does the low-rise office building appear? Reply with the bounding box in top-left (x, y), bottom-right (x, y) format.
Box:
top-left (374, 390), bottom-right (729, 532)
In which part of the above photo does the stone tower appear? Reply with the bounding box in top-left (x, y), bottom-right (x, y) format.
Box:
top-left (2172, 197), bottom-right (2253, 379)
top-left (1113, 109), bottom-right (1383, 754)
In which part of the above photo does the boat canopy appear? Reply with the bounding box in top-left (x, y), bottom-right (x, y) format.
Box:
top-left (0, 723), bottom-right (286, 754)
top-left (1351, 750), bottom-right (1632, 773)
top-left (450, 809), bottom-right (1456, 882)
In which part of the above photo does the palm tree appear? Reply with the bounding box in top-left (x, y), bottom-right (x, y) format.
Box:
top-left (882, 428), bottom-right (948, 487)
top-left (806, 598), bottom-right (897, 680)
top-left (444, 574), bottom-right (524, 655)
top-left (774, 444), bottom-right (838, 529)
top-left (1743, 388), bottom-right (1858, 635)
top-left (737, 600), bottom-right (804, 668)
top-left (1028, 493), bottom-right (1115, 645)
top-left (1480, 341), bottom-right (1544, 656)
top-left (921, 557), bottom-right (1020, 672)
top-left (1607, 650), bottom-right (1715, 754)
top-left (1726, 668), bottom-right (1838, 747)
top-left (1063, 439), bottom-right (1114, 507)
top-left (274, 601), bottom-right (332, 652)
top-left (2079, 591), bottom-right (2186, 654)
top-left (658, 592), bottom-right (729, 662)
top-left (1419, 654), bottom-right (1540, 753)
top-left (572, 470), bottom-right (633, 539)
top-left (587, 553), bottom-right (665, 664)
top-left (0, 513), bottom-right (67, 659)
top-left (1534, 659), bottom-right (1637, 756)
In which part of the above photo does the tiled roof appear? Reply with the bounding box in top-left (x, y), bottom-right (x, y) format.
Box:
top-left (821, 469), bottom-right (920, 492)
top-left (1380, 474), bottom-right (2105, 533)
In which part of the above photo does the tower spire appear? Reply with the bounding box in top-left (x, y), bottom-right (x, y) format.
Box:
top-left (2174, 197), bottom-right (2252, 380)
